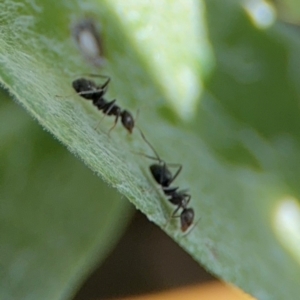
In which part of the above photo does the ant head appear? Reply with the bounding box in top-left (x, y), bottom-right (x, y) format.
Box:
top-left (121, 110), bottom-right (134, 134)
top-left (150, 164), bottom-right (173, 187)
top-left (180, 208), bottom-right (194, 232)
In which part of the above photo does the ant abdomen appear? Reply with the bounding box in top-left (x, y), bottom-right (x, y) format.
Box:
top-left (72, 78), bottom-right (104, 100)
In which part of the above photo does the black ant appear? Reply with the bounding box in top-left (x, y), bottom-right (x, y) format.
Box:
top-left (139, 130), bottom-right (195, 232)
top-left (72, 75), bottom-right (135, 134)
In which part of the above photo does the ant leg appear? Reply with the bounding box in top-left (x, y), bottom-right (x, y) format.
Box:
top-left (138, 129), bottom-right (182, 181)
top-left (77, 88), bottom-right (106, 97)
top-left (55, 92), bottom-right (77, 99)
top-left (76, 76), bottom-right (110, 97)
top-left (182, 194), bottom-right (191, 208)
top-left (103, 100), bottom-right (120, 135)
top-left (165, 163), bottom-right (182, 185)
top-left (98, 76), bottom-right (110, 93)
top-left (138, 129), bottom-right (162, 163)
top-left (133, 150), bottom-right (182, 184)
top-left (78, 74), bottom-right (111, 92)
top-left (107, 113), bottom-right (119, 136)
top-left (131, 152), bottom-right (161, 161)
top-left (171, 205), bottom-right (182, 218)
top-left (79, 74), bottom-right (110, 81)
top-left (134, 108), bottom-right (140, 124)
top-left (55, 88), bottom-right (106, 99)
top-left (164, 205), bottom-right (181, 228)
top-left (76, 74), bottom-right (111, 89)
top-left (160, 162), bottom-right (167, 187)
top-left (157, 162), bottom-right (182, 186)
top-left (94, 99), bottom-right (116, 131)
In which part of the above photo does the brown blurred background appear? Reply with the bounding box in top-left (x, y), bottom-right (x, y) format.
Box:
top-left (73, 210), bottom-right (214, 300)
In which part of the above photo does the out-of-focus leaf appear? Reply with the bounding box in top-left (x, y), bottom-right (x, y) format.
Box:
top-left (0, 89), bottom-right (131, 300)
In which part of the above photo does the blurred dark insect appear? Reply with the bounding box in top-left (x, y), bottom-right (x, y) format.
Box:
top-left (139, 130), bottom-right (195, 232)
top-left (72, 19), bottom-right (105, 67)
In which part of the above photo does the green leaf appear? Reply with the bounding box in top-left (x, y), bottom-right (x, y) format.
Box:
top-left (0, 89), bottom-right (131, 300)
top-left (1, 0), bottom-right (300, 300)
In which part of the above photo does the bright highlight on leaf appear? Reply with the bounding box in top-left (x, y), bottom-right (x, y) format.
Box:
top-left (111, 0), bottom-right (214, 120)
top-left (243, 0), bottom-right (277, 29)
top-left (273, 197), bottom-right (300, 265)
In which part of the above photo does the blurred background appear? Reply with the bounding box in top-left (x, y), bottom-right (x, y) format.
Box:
top-left (74, 211), bottom-right (214, 299)
top-left (1, 0), bottom-right (300, 300)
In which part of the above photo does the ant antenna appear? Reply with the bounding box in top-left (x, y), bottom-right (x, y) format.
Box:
top-left (79, 73), bottom-right (110, 79)
top-left (135, 129), bottom-right (182, 184)
top-left (138, 129), bottom-right (162, 163)
top-left (79, 74), bottom-right (111, 90)
top-left (134, 108), bottom-right (140, 125)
